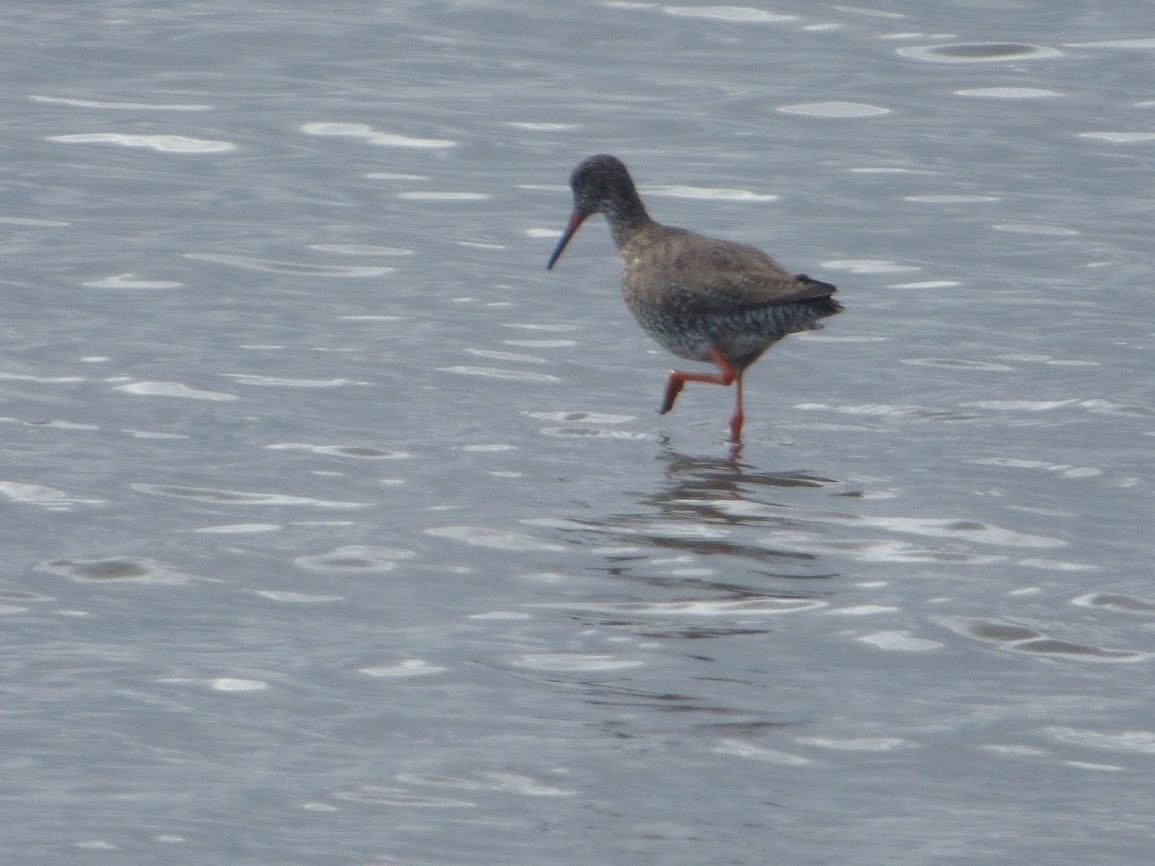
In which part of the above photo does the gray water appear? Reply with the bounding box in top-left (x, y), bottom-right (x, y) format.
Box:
top-left (2, 2), bottom-right (1153, 864)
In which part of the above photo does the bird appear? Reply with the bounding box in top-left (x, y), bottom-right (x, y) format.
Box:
top-left (546, 153), bottom-right (842, 443)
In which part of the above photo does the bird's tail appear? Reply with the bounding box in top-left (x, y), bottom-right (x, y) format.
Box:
top-left (794, 273), bottom-right (838, 294)
top-left (794, 274), bottom-right (843, 317)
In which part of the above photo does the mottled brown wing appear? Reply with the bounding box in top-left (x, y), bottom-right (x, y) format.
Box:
top-left (652, 229), bottom-right (837, 317)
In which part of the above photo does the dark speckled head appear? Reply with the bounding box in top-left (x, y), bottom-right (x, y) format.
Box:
top-left (568, 154), bottom-right (634, 215)
top-left (547, 154), bottom-right (649, 270)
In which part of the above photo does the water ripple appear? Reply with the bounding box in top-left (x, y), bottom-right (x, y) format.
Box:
top-left (159, 676), bottom-right (268, 691)
top-left (897, 43), bottom-right (1062, 63)
top-left (1018, 557), bottom-right (1098, 572)
top-left (0, 215), bottom-right (70, 227)
top-left (300, 122), bottom-right (455, 149)
top-left (1065, 38), bottom-right (1155, 49)
top-left (528, 410), bottom-right (634, 424)
top-left (640, 185), bottom-right (779, 201)
top-left (1072, 593), bottom-right (1155, 615)
top-left (48, 133), bottom-right (235, 153)
top-left (835, 6), bottom-right (905, 19)
top-left (991, 223), bottom-right (1079, 236)
top-left (438, 366), bottom-right (559, 382)
top-left (81, 274), bottom-right (183, 289)
top-left (955, 87), bottom-right (1062, 99)
top-left (365, 172), bottom-right (427, 181)
top-left (857, 516), bottom-right (1063, 548)
top-left (267, 443), bottom-right (410, 459)
top-left (723, 500), bottom-right (1063, 549)
top-left (504, 121), bottom-right (580, 131)
top-left (1077, 132), bottom-right (1155, 144)
top-left (765, 534), bottom-right (1003, 564)
top-left (960, 399), bottom-right (1155, 419)
top-left (538, 597), bottom-right (825, 617)
top-left (223, 374), bottom-right (370, 388)
top-left (466, 348), bottom-right (550, 365)
top-left (184, 252), bottom-right (391, 277)
top-left (396, 772), bottom-right (573, 797)
top-left (254, 590), bottom-right (342, 603)
top-left (397, 191), bottom-right (489, 201)
top-left (113, 381), bottom-right (237, 400)
top-left (714, 739), bottom-right (811, 765)
top-left (309, 244), bottom-right (414, 256)
top-left (37, 556), bottom-right (188, 584)
top-left (1047, 727), bottom-right (1155, 754)
top-left (209, 678), bottom-right (268, 692)
top-left (507, 653), bottom-right (643, 672)
top-left (332, 786), bottom-right (474, 807)
top-left (857, 630), bottom-right (943, 652)
top-left (822, 258), bottom-right (920, 274)
top-left (295, 545), bottom-right (415, 572)
top-left (777, 102), bottom-right (891, 118)
top-left (31, 95), bottom-right (210, 111)
top-left (967, 456), bottom-right (1101, 478)
top-left (133, 484), bottom-right (370, 508)
top-left (888, 280), bottom-right (961, 289)
top-left (541, 427), bottom-right (657, 440)
top-left (939, 617), bottom-right (1147, 662)
top-left (501, 323), bottom-right (582, 333)
top-left (0, 481), bottom-right (104, 510)
top-left (359, 659), bottom-right (446, 678)
top-left (795, 736), bottom-right (910, 752)
top-left (901, 358), bottom-right (1013, 371)
top-left (904, 194), bottom-right (1000, 204)
top-left (0, 372), bottom-right (85, 383)
top-left (963, 399), bottom-right (1077, 412)
top-left (503, 338), bottom-right (578, 348)
top-left (425, 526), bottom-right (565, 552)
top-left (795, 402), bottom-right (982, 422)
top-left (661, 6), bottom-right (796, 23)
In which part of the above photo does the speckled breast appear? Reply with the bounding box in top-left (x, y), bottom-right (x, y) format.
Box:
top-left (625, 297), bottom-right (830, 368)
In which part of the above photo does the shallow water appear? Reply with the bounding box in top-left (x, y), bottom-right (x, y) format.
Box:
top-left (2, 2), bottom-right (1153, 864)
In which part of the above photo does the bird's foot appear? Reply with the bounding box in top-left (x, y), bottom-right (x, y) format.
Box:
top-left (729, 410), bottom-right (744, 443)
top-left (660, 372), bottom-right (686, 414)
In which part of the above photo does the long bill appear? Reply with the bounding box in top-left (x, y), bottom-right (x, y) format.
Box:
top-left (546, 210), bottom-right (589, 270)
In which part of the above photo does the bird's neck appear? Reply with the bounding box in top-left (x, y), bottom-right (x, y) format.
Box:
top-left (602, 194), bottom-right (651, 249)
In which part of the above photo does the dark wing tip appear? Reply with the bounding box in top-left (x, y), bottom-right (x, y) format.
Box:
top-left (794, 273), bottom-right (838, 294)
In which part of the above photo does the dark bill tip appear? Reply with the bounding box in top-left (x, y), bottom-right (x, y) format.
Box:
top-left (546, 211), bottom-right (588, 270)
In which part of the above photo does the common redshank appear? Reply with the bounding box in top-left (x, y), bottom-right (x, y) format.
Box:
top-left (546, 154), bottom-right (842, 442)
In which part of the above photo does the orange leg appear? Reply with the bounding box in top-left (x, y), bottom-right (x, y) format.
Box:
top-left (659, 347), bottom-right (746, 442)
top-left (729, 372), bottom-right (745, 443)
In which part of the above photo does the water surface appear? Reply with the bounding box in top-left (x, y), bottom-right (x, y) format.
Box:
top-left (2, 2), bottom-right (1153, 864)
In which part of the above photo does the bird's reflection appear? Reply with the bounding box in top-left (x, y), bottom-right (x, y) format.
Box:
top-left (558, 441), bottom-right (844, 603)
top-left (642, 438), bottom-right (837, 513)
top-left (523, 444), bottom-right (847, 722)
top-left (512, 443), bottom-right (850, 720)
